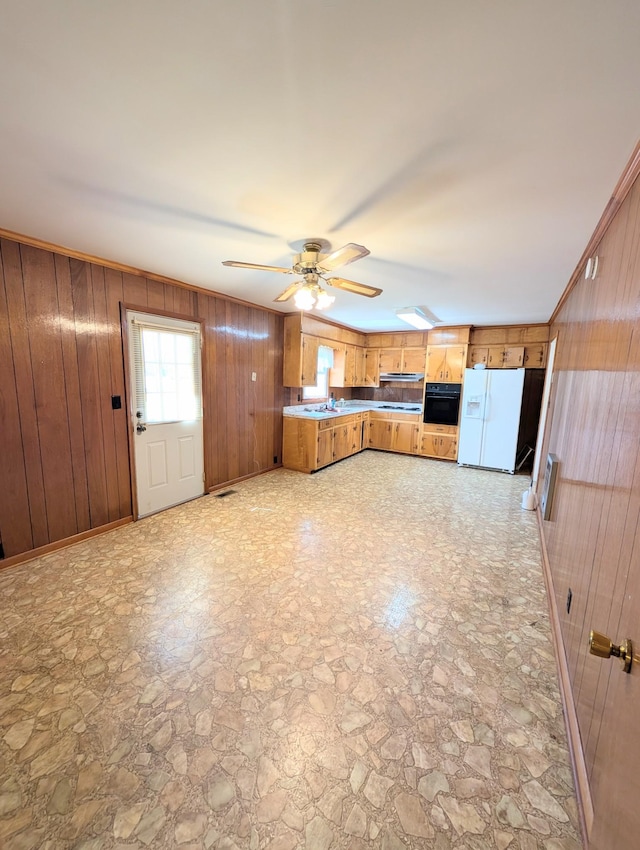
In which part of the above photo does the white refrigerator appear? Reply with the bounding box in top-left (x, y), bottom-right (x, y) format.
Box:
top-left (457, 368), bottom-right (525, 473)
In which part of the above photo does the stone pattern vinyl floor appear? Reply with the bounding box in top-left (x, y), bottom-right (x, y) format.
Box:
top-left (0, 452), bottom-right (582, 849)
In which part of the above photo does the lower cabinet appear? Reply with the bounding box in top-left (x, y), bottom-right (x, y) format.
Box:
top-left (284, 413), bottom-right (365, 473)
top-left (368, 413), bottom-right (420, 455)
top-left (420, 423), bottom-right (458, 460)
top-left (284, 411), bottom-right (458, 472)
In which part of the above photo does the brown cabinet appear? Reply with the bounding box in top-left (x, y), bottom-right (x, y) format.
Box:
top-left (368, 419), bottom-right (394, 451)
top-left (420, 423), bottom-right (459, 461)
top-left (330, 344), bottom-right (368, 387)
top-left (283, 331), bottom-right (320, 387)
top-left (284, 412), bottom-right (365, 472)
top-left (523, 343), bottom-right (547, 368)
top-left (378, 348), bottom-right (403, 372)
top-left (468, 346), bottom-right (489, 368)
top-left (393, 421), bottom-right (420, 454)
top-left (316, 428), bottom-right (334, 468)
top-left (365, 349), bottom-right (380, 387)
top-left (379, 347), bottom-right (426, 374)
top-left (426, 345), bottom-right (466, 382)
top-left (487, 345), bottom-right (524, 368)
top-left (368, 412), bottom-right (421, 454)
top-left (401, 348), bottom-right (428, 373)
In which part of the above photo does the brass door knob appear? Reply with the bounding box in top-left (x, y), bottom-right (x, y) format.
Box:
top-left (589, 630), bottom-right (633, 673)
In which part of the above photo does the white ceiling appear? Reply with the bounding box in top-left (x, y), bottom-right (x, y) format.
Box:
top-left (1, 2), bottom-right (639, 332)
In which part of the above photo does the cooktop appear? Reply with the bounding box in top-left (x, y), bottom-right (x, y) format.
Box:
top-left (378, 405), bottom-right (421, 411)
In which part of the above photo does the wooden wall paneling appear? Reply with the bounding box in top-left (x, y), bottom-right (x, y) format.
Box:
top-left (54, 254), bottom-right (91, 535)
top-left (540, 168), bottom-right (640, 848)
top-left (90, 264), bottom-right (122, 523)
top-left (162, 282), bottom-right (175, 313)
top-left (146, 279), bottom-right (166, 311)
top-left (174, 286), bottom-right (196, 316)
top-left (213, 296), bottom-right (229, 486)
top-left (251, 308), bottom-right (267, 471)
top-left (270, 312), bottom-right (284, 466)
top-left (105, 267), bottom-right (133, 518)
top-left (2, 240), bottom-right (50, 547)
top-left (197, 293), bottom-right (217, 489)
top-left (20, 245), bottom-right (78, 543)
top-left (20, 245), bottom-right (77, 542)
top-left (122, 272), bottom-right (148, 306)
top-left (70, 259), bottom-right (110, 529)
top-left (0, 241), bottom-right (33, 556)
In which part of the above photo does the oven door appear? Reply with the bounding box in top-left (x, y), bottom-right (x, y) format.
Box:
top-left (424, 392), bottom-right (461, 426)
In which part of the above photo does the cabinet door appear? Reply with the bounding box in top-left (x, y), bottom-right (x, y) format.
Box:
top-left (368, 420), bottom-right (394, 450)
top-left (316, 429), bottom-right (334, 468)
top-left (524, 343), bottom-right (547, 368)
top-left (502, 346), bottom-right (524, 368)
top-left (468, 346), bottom-right (489, 368)
top-left (443, 346), bottom-right (466, 382)
top-left (402, 348), bottom-right (427, 373)
top-left (351, 420), bottom-right (362, 453)
top-left (301, 335), bottom-right (319, 386)
top-left (426, 347), bottom-right (448, 381)
top-left (420, 432), bottom-right (441, 457)
top-left (487, 346), bottom-right (505, 368)
top-left (365, 349), bottom-right (380, 387)
top-left (333, 424), bottom-right (352, 461)
top-left (439, 434), bottom-right (458, 460)
top-left (354, 346), bottom-right (367, 386)
top-left (393, 422), bottom-right (419, 454)
top-left (379, 348), bottom-right (403, 372)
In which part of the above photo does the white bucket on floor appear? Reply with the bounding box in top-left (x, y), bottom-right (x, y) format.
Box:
top-left (521, 485), bottom-right (536, 511)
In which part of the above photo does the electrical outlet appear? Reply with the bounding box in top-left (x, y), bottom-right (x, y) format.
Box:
top-left (251, 372), bottom-right (257, 382)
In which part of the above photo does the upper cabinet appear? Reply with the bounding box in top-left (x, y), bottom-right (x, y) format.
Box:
top-left (379, 347), bottom-right (426, 374)
top-left (467, 325), bottom-right (548, 370)
top-left (330, 343), bottom-right (369, 387)
top-left (283, 327), bottom-right (319, 387)
top-left (426, 345), bottom-right (467, 383)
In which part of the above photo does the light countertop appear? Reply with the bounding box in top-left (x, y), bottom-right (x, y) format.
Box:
top-left (283, 401), bottom-right (423, 421)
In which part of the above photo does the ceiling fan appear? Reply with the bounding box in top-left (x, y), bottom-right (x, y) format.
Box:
top-left (223, 241), bottom-right (382, 310)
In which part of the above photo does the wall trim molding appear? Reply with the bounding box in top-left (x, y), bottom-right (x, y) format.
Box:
top-left (0, 517), bottom-right (133, 571)
top-left (0, 227), bottom-right (283, 316)
top-left (207, 466), bottom-right (282, 494)
top-left (536, 507), bottom-right (593, 844)
top-left (550, 139), bottom-right (640, 325)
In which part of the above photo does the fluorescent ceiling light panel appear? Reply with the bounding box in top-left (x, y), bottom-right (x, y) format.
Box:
top-left (395, 307), bottom-right (434, 330)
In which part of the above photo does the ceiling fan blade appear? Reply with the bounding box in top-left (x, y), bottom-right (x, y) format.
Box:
top-left (316, 243), bottom-right (370, 272)
top-left (325, 277), bottom-right (382, 298)
top-left (222, 260), bottom-right (292, 273)
top-left (273, 282), bottom-right (301, 302)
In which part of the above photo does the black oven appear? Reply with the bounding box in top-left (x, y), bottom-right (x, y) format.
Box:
top-left (424, 383), bottom-right (462, 426)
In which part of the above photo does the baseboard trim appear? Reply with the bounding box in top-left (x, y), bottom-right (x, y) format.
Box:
top-left (207, 465), bottom-right (282, 493)
top-left (536, 507), bottom-right (593, 844)
top-left (0, 517), bottom-right (134, 571)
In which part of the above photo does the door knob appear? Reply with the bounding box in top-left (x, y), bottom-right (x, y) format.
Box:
top-left (136, 423), bottom-right (147, 434)
top-left (589, 630), bottom-right (633, 673)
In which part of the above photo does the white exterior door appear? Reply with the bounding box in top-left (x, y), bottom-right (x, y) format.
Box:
top-left (128, 311), bottom-right (204, 518)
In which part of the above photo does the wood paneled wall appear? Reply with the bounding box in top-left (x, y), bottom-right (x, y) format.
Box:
top-left (538, 165), bottom-right (640, 847)
top-left (0, 237), bottom-right (284, 562)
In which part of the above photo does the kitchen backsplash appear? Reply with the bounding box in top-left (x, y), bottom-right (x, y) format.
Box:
top-left (283, 385), bottom-right (423, 406)
top-left (351, 386), bottom-right (423, 403)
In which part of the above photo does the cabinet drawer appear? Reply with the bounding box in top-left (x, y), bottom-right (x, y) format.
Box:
top-left (318, 419), bottom-right (334, 430)
top-left (422, 423), bottom-right (457, 435)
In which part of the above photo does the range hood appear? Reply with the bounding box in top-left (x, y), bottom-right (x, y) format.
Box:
top-left (379, 372), bottom-right (425, 382)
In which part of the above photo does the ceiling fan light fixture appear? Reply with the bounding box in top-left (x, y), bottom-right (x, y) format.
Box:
top-left (294, 286), bottom-right (316, 311)
top-left (395, 307), bottom-right (434, 330)
top-left (315, 290), bottom-right (335, 310)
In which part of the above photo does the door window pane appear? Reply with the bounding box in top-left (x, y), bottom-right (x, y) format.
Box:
top-left (141, 328), bottom-right (200, 423)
